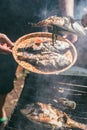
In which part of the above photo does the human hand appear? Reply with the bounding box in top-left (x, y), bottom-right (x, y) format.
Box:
top-left (67, 34), bottom-right (78, 44)
top-left (63, 34), bottom-right (78, 44)
top-left (0, 33), bottom-right (14, 54)
top-left (81, 12), bottom-right (87, 27)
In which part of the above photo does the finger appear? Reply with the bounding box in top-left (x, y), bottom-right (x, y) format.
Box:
top-left (0, 45), bottom-right (12, 54)
top-left (62, 35), bottom-right (67, 38)
top-left (81, 13), bottom-right (87, 27)
top-left (0, 33), bottom-right (14, 47)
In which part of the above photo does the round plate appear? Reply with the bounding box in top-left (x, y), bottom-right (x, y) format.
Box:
top-left (12, 32), bottom-right (77, 75)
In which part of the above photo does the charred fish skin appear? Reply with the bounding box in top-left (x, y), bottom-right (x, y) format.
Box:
top-left (33, 16), bottom-right (65, 27)
top-left (21, 102), bottom-right (87, 130)
top-left (44, 40), bottom-right (70, 53)
top-left (16, 38), bottom-right (71, 72)
top-left (17, 51), bottom-right (71, 71)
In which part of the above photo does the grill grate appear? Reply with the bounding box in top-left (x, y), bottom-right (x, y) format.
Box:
top-left (5, 73), bottom-right (87, 130)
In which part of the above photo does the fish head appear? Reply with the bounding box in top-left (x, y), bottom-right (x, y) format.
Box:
top-left (21, 103), bottom-right (43, 117)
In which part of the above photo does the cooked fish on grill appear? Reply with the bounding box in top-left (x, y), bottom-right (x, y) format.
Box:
top-left (56, 97), bottom-right (76, 110)
top-left (21, 102), bottom-right (87, 130)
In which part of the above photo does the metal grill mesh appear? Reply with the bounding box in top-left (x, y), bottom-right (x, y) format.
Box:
top-left (5, 74), bottom-right (87, 130)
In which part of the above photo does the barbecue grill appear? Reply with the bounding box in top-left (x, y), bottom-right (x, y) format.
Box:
top-left (5, 73), bottom-right (87, 130)
top-left (5, 32), bottom-right (87, 130)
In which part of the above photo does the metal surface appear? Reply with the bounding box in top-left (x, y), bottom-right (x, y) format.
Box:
top-left (5, 74), bottom-right (87, 130)
top-left (60, 66), bottom-right (87, 77)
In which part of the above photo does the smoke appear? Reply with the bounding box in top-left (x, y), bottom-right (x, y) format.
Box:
top-left (74, 1), bottom-right (87, 68)
top-left (37, 0), bottom-right (58, 31)
top-left (75, 0), bottom-right (87, 19)
top-left (7, 0), bottom-right (87, 67)
top-left (39, 0), bottom-right (58, 19)
top-left (7, 0), bottom-right (87, 20)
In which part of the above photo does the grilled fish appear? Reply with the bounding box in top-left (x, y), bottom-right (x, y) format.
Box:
top-left (33, 16), bottom-right (86, 36)
top-left (17, 39), bottom-right (71, 71)
top-left (56, 97), bottom-right (76, 110)
top-left (21, 102), bottom-right (87, 130)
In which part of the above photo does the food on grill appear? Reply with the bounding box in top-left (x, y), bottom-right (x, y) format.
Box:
top-left (56, 97), bottom-right (76, 109)
top-left (21, 102), bottom-right (87, 130)
top-left (16, 37), bottom-right (72, 72)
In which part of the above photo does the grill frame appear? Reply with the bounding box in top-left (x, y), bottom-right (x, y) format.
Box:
top-left (5, 74), bottom-right (87, 130)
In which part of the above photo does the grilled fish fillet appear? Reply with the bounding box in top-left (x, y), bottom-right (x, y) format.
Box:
top-left (33, 16), bottom-right (86, 36)
top-left (21, 102), bottom-right (87, 130)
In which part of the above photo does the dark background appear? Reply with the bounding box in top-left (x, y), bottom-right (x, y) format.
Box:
top-left (0, 0), bottom-right (59, 41)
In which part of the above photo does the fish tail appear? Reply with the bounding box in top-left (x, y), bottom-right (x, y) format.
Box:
top-left (65, 113), bottom-right (87, 130)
